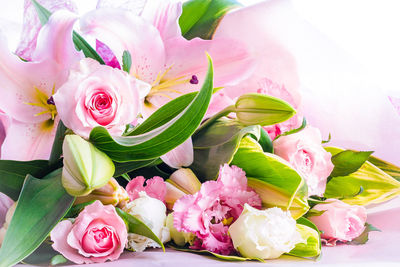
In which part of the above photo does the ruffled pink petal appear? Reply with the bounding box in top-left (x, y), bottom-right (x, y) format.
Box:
top-left (217, 164), bottom-right (248, 191)
top-left (51, 220), bottom-right (89, 264)
top-left (199, 223), bottom-right (233, 255)
top-left (125, 176), bottom-right (146, 201)
top-left (160, 137), bottom-right (193, 169)
top-left (164, 36), bottom-right (255, 89)
top-left (32, 10), bottom-right (81, 67)
top-left (1, 119), bottom-right (57, 161)
top-left (0, 193), bottom-right (13, 226)
top-left (96, 40), bottom-right (121, 69)
top-left (173, 194), bottom-right (206, 234)
top-left (16, 0), bottom-right (78, 61)
top-left (140, 0), bottom-right (182, 41)
top-left (144, 176), bottom-right (167, 202)
top-left (80, 8), bottom-right (166, 83)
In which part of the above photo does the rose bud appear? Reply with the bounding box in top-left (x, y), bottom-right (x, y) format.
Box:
top-left (74, 178), bottom-right (129, 208)
top-left (62, 135), bottom-right (115, 197)
top-left (228, 204), bottom-right (303, 259)
top-left (308, 199), bottom-right (367, 244)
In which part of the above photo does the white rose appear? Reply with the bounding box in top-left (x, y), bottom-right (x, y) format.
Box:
top-left (166, 213), bottom-right (195, 246)
top-left (228, 204), bottom-right (303, 259)
top-left (123, 192), bottom-right (170, 252)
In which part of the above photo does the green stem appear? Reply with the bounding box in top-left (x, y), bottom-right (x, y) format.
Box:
top-left (195, 105), bottom-right (235, 134)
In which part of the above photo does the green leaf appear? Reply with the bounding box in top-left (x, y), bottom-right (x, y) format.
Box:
top-left (22, 241), bottom-right (60, 265)
top-left (0, 160), bottom-right (50, 201)
top-left (258, 127), bottom-right (273, 153)
top-left (305, 209), bottom-right (326, 218)
top-left (347, 223), bottom-right (381, 245)
top-left (296, 217), bottom-right (320, 233)
top-left (329, 150), bottom-right (374, 177)
top-left (0, 169), bottom-right (75, 267)
top-left (32, 0), bottom-right (105, 64)
top-left (191, 118), bottom-right (260, 181)
top-left (49, 121), bottom-right (67, 165)
top-left (115, 208), bottom-right (165, 251)
top-left (368, 155), bottom-right (400, 181)
top-left (168, 244), bottom-right (263, 262)
top-left (114, 158), bottom-right (162, 177)
top-left (122, 50), bottom-right (132, 73)
top-left (89, 55), bottom-right (214, 162)
top-left (50, 255), bottom-right (67, 266)
top-left (324, 147), bottom-right (400, 205)
top-left (64, 200), bottom-right (96, 218)
top-left (235, 93), bottom-right (296, 126)
top-left (179, 0), bottom-right (241, 40)
top-left (287, 224), bottom-right (321, 259)
top-left (274, 117), bottom-right (307, 141)
top-left (231, 137), bottom-right (309, 219)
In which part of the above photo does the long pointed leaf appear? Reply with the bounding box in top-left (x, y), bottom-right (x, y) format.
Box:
top-left (89, 56), bottom-right (214, 162)
top-left (0, 169), bottom-right (75, 267)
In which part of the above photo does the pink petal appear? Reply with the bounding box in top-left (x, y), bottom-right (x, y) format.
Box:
top-left (389, 96), bottom-right (400, 116)
top-left (206, 91), bottom-right (235, 118)
top-left (217, 164), bottom-right (248, 191)
top-left (96, 0), bottom-right (146, 14)
top-left (32, 10), bottom-right (81, 67)
top-left (125, 176), bottom-right (146, 201)
top-left (145, 176), bottom-right (167, 202)
top-left (16, 0), bottom-right (78, 61)
top-left (164, 36), bottom-right (255, 89)
top-left (0, 111), bottom-right (11, 156)
top-left (1, 119), bottom-right (57, 161)
top-left (0, 193), bottom-right (13, 226)
top-left (80, 8), bottom-right (166, 83)
top-left (96, 40), bottom-right (121, 69)
top-left (140, 0), bottom-right (182, 41)
top-left (160, 138), bottom-right (193, 169)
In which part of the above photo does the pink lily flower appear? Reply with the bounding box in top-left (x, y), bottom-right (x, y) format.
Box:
top-left (0, 10), bottom-right (81, 160)
top-left (79, 0), bottom-right (255, 168)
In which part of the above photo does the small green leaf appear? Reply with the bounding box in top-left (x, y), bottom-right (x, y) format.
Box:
top-left (347, 223), bottom-right (381, 245)
top-left (287, 224), bottom-right (321, 259)
top-left (324, 147), bottom-right (400, 205)
top-left (50, 255), bottom-right (67, 266)
top-left (31, 0), bottom-right (105, 64)
top-left (274, 117), bottom-right (307, 141)
top-left (116, 208), bottom-right (165, 251)
top-left (168, 244), bottom-right (263, 262)
top-left (329, 150), bottom-right (374, 177)
top-left (89, 55), bottom-right (214, 162)
top-left (258, 127), bottom-right (273, 153)
top-left (179, 0), bottom-right (241, 40)
top-left (305, 209), bottom-right (326, 218)
top-left (0, 160), bottom-right (51, 201)
top-left (0, 169), bottom-right (75, 267)
top-left (231, 137), bottom-right (309, 219)
top-left (322, 133), bottom-right (332, 144)
top-left (368, 155), bottom-right (400, 181)
top-left (191, 118), bottom-right (260, 181)
top-left (122, 50), bottom-right (132, 73)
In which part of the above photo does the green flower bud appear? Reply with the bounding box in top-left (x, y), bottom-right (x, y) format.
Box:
top-left (62, 135), bottom-right (115, 197)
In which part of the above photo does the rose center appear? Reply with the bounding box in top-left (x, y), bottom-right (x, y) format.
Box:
top-left (82, 226), bottom-right (115, 253)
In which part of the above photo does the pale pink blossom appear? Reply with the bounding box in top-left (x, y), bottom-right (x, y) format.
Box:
top-left (53, 58), bottom-right (150, 138)
top-left (273, 126), bottom-right (334, 197)
top-left (126, 176), bottom-right (166, 202)
top-left (0, 193), bottom-right (13, 228)
top-left (173, 164), bottom-right (261, 255)
top-left (308, 199), bottom-right (367, 244)
top-left (0, 10), bottom-right (81, 160)
top-left (51, 200), bottom-right (127, 264)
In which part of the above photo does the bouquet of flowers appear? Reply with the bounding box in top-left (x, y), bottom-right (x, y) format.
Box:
top-left (0, 0), bottom-right (399, 266)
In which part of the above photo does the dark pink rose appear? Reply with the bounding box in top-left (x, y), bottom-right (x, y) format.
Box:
top-left (51, 201), bottom-right (127, 264)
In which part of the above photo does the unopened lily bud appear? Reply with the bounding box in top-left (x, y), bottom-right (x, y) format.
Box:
top-left (74, 178), bottom-right (129, 208)
top-left (235, 93), bottom-right (296, 126)
top-left (167, 168), bottom-right (201, 194)
top-left (62, 135), bottom-right (115, 197)
top-left (165, 183), bottom-right (186, 210)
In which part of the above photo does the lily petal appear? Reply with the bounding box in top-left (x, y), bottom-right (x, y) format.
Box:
top-left (161, 138), bottom-right (193, 169)
top-left (0, 192), bottom-right (13, 227)
top-left (1, 119), bottom-right (57, 160)
top-left (16, 0), bottom-right (78, 61)
top-left (0, 111), bottom-right (11, 157)
top-left (96, 0), bottom-right (146, 14)
top-left (80, 8), bottom-right (165, 83)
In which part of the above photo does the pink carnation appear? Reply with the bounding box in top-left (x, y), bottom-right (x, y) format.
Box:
top-left (173, 164), bottom-right (261, 255)
top-left (126, 176), bottom-right (166, 202)
top-left (50, 201), bottom-right (127, 264)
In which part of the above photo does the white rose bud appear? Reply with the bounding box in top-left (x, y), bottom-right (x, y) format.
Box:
top-left (123, 192), bottom-right (170, 252)
top-left (166, 213), bottom-right (195, 246)
top-left (228, 204), bottom-right (303, 259)
top-left (62, 135), bottom-right (115, 196)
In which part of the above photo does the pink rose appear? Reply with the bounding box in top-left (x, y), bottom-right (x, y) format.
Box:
top-left (273, 126), bottom-right (334, 196)
top-left (53, 58), bottom-right (151, 138)
top-left (308, 199), bottom-right (367, 244)
top-left (51, 200), bottom-right (128, 264)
